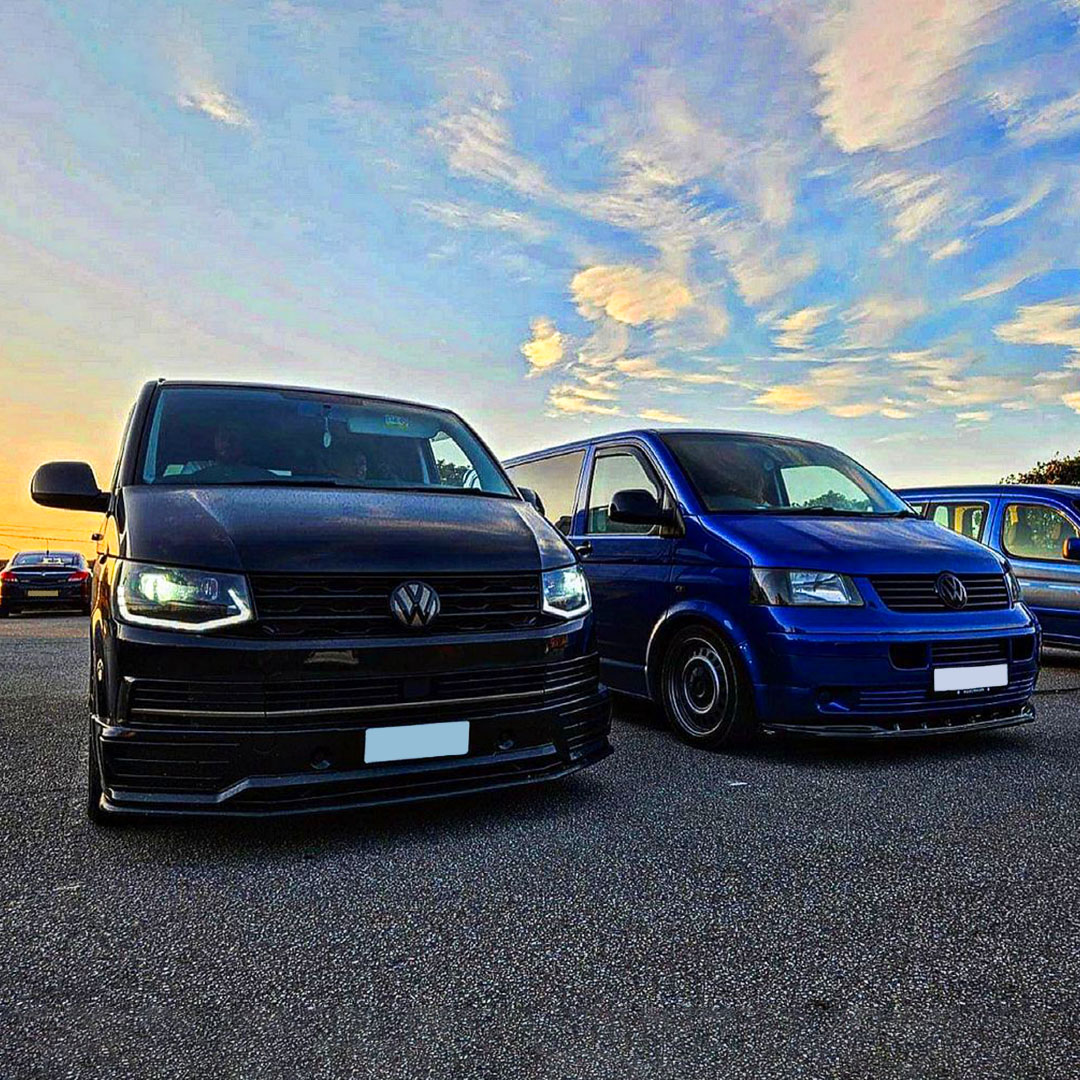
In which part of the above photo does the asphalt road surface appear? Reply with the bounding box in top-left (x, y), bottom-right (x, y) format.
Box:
top-left (2, 615), bottom-right (1079, 1080)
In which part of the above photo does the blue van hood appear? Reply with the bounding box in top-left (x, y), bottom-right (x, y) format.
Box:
top-left (703, 514), bottom-right (1005, 575)
top-left (119, 486), bottom-right (573, 574)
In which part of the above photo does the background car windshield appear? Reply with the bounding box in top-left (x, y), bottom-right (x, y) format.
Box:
top-left (12, 552), bottom-right (82, 567)
top-left (140, 386), bottom-right (515, 496)
top-left (662, 433), bottom-right (907, 514)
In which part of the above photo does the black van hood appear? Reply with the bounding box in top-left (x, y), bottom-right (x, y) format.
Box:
top-left (119, 486), bottom-right (573, 574)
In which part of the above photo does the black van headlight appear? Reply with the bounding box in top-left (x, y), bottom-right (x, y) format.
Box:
top-left (116, 562), bottom-right (254, 631)
top-left (542, 565), bottom-right (591, 619)
top-left (1003, 560), bottom-right (1022, 604)
top-left (751, 568), bottom-right (863, 607)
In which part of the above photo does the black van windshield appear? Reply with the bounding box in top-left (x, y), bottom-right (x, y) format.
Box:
top-left (139, 386), bottom-right (516, 497)
top-left (661, 433), bottom-right (910, 516)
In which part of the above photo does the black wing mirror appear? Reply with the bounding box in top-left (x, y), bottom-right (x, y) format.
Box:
top-left (1064, 537), bottom-right (1080, 561)
top-left (31, 462), bottom-right (110, 513)
top-left (518, 486), bottom-right (546, 516)
top-left (608, 488), bottom-right (674, 527)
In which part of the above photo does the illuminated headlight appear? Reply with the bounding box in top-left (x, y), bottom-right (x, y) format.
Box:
top-left (1003, 561), bottom-right (1022, 604)
top-left (542, 565), bottom-right (591, 619)
top-left (116, 562), bottom-right (253, 631)
top-left (751, 568), bottom-right (863, 607)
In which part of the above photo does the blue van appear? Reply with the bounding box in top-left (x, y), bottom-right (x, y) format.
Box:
top-left (505, 430), bottom-right (1039, 746)
top-left (896, 484), bottom-right (1080, 650)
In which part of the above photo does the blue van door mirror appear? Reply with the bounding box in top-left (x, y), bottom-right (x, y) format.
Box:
top-left (609, 488), bottom-right (672, 527)
top-left (1063, 537), bottom-right (1080, 561)
top-left (31, 462), bottom-right (110, 513)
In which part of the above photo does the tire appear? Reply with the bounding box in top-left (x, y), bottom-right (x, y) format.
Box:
top-left (659, 624), bottom-right (756, 749)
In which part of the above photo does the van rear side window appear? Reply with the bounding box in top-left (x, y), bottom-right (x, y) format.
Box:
top-left (506, 452), bottom-right (584, 534)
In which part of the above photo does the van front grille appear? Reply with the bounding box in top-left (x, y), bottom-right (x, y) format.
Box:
top-left (247, 571), bottom-right (550, 638)
top-left (124, 655), bottom-right (601, 730)
top-left (870, 573), bottom-right (1010, 613)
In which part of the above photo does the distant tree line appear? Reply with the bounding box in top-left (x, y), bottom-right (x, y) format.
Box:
top-left (1003, 451), bottom-right (1080, 485)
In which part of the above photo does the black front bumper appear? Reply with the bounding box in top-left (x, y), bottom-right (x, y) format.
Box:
top-left (763, 702), bottom-right (1035, 739)
top-left (95, 621), bottom-right (612, 817)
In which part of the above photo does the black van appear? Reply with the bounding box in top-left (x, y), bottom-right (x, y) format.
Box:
top-left (32, 380), bottom-right (611, 820)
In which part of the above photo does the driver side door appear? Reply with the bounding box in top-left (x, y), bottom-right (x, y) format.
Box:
top-left (570, 445), bottom-right (676, 696)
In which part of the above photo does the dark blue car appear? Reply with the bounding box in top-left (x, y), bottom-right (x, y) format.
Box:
top-left (506, 430), bottom-right (1039, 747)
top-left (896, 484), bottom-right (1080, 650)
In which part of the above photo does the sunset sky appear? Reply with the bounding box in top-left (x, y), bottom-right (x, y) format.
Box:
top-left (4, 0), bottom-right (1080, 556)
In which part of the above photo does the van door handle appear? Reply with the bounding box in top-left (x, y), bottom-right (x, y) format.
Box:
top-left (574, 541), bottom-right (592, 558)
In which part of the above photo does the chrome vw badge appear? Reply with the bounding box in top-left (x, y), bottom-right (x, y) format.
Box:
top-left (389, 581), bottom-right (441, 628)
top-left (935, 571), bottom-right (968, 610)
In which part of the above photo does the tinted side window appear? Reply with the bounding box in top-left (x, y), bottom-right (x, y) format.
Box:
top-left (930, 502), bottom-right (988, 541)
top-left (587, 451), bottom-right (662, 535)
top-left (1002, 503), bottom-right (1079, 561)
top-left (505, 451), bottom-right (584, 535)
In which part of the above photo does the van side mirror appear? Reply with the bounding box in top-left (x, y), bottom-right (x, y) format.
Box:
top-left (31, 462), bottom-right (110, 513)
top-left (518, 487), bottom-right (546, 516)
top-left (1064, 537), bottom-right (1080, 561)
top-left (608, 488), bottom-right (673, 527)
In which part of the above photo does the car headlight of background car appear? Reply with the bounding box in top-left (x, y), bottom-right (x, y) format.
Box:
top-left (116, 561), bottom-right (254, 631)
top-left (751, 568), bottom-right (864, 607)
top-left (542, 565), bottom-right (591, 619)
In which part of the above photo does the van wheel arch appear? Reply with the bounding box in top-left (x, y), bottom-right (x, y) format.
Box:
top-left (646, 613), bottom-right (741, 699)
top-left (647, 615), bottom-right (758, 748)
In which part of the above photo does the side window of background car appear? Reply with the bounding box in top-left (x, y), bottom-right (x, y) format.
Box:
top-left (586, 451), bottom-right (663, 536)
top-left (1002, 503), bottom-right (1079, 561)
top-left (930, 502), bottom-right (988, 541)
top-left (505, 451), bottom-right (584, 535)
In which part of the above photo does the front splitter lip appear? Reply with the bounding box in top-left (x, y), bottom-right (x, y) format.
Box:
top-left (95, 740), bottom-right (613, 818)
top-left (762, 703), bottom-right (1035, 740)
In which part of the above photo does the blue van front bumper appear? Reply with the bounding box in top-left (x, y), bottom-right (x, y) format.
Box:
top-left (746, 608), bottom-right (1040, 738)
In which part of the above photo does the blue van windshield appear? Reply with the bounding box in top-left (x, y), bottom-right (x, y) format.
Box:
top-left (139, 386), bottom-right (515, 496)
top-left (661, 433), bottom-right (909, 516)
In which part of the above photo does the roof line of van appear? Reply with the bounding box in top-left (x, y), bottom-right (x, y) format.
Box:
top-left (149, 378), bottom-right (462, 417)
top-left (896, 483), bottom-right (1080, 497)
top-left (504, 428), bottom-right (830, 465)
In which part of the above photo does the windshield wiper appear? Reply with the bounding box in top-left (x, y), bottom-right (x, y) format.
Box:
top-left (758, 506), bottom-right (877, 517)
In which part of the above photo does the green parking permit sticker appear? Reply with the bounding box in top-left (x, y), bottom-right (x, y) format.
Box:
top-left (385, 415), bottom-right (409, 430)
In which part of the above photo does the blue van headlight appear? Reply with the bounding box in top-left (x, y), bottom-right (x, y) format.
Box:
top-left (542, 565), bottom-right (591, 619)
top-left (116, 561), bottom-right (254, 631)
top-left (751, 568), bottom-right (864, 607)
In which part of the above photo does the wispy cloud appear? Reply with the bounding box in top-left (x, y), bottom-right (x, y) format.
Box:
top-left (429, 81), bottom-right (552, 199)
top-left (639, 407), bottom-right (687, 423)
top-left (815, 0), bottom-right (1007, 153)
top-left (176, 87), bottom-right (251, 127)
top-left (773, 306), bottom-right (833, 351)
top-left (520, 317), bottom-right (565, 375)
top-left (842, 296), bottom-right (927, 350)
top-left (930, 238), bottom-right (970, 261)
top-left (994, 297), bottom-right (1080, 351)
top-left (857, 171), bottom-right (952, 244)
top-left (1006, 90), bottom-right (1080, 146)
top-left (976, 179), bottom-right (1053, 227)
top-left (547, 383), bottom-right (620, 416)
top-left (571, 265), bottom-right (693, 326)
top-left (416, 200), bottom-right (548, 242)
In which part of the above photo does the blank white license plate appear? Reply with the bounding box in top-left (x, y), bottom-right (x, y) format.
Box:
top-left (27, 589), bottom-right (59, 598)
top-left (933, 663), bottom-right (1009, 693)
top-left (364, 721), bottom-right (470, 764)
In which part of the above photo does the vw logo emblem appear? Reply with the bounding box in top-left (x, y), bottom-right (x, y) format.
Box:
top-left (935, 571), bottom-right (968, 610)
top-left (389, 581), bottom-right (441, 629)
